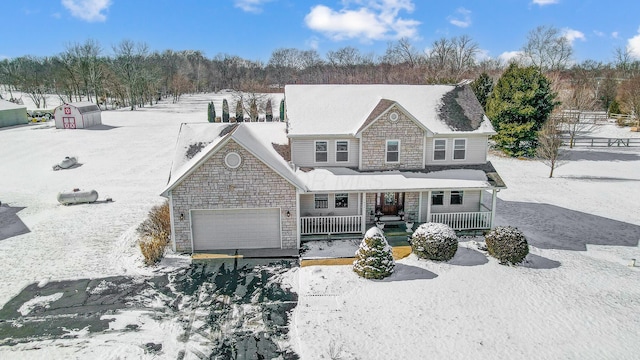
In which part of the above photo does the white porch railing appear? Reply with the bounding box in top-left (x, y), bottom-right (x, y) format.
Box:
top-left (301, 215), bottom-right (362, 235)
top-left (430, 211), bottom-right (492, 230)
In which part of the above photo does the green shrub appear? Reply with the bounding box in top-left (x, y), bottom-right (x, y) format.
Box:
top-left (137, 201), bottom-right (171, 266)
top-left (411, 222), bottom-right (458, 261)
top-left (353, 227), bottom-right (395, 279)
top-left (485, 226), bottom-right (529, 265)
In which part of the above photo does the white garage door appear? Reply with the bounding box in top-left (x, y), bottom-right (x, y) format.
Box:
top-left (191, 208), bottom-right (281, 251)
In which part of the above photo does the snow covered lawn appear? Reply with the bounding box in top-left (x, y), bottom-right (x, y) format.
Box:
top-left (0, 92), bottom-right (639, 359)
top-left (291, 146), bottom-right (640, 359)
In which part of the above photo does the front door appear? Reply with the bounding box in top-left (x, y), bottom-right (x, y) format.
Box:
top-left (379, 192), bottom-right (404, 215)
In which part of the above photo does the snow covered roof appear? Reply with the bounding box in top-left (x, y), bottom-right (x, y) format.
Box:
top-left (285, 84), bottom-right (495, 136)
top-left (0, 99), bottom-right (26, 111)
top-left (295, 167), bottom-right (496, 192)
top-left (161, 122), bottom-right (305, 196)
top-left (59, 102), bottom-right (100, 114)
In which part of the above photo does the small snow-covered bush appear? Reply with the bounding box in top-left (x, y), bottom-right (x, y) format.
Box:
top-left (485, 226), bottom-right (529, 265)
top-left (353, 227), bottom-right (395, 279)
top-left (137, 201), bottom-right (170, 266)
top-left (411, 222), bottom-right (458, 261)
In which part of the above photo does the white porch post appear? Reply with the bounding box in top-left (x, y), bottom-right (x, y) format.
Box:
top-left (296, 189), bottom-right (301, 248)
top-left (490, 189), bottom-right (497, 228)
top-left (479, 189), bottom-right (484, 211)
top-left (426, 190), bottom-right (432, 223)
top-left (361, 192), bottom-right (367, 234)
top-left (418, 191), bottom-right (423, 223)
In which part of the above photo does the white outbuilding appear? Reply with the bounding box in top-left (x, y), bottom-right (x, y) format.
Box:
top-left (54, 102), bottom-right (102, 129)
top-left (0, 99), bottom-right (28, 128)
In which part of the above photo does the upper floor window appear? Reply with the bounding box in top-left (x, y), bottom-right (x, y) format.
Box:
top-left (453, 139), bottom-right (466, 160)
top-left (432, 191), bottom-right (444, 205)
top-left (450, 191), bottom-right (463, 205)
top-left (433, 139), bottom-right (446, 161)
top-left (315, 194), bottom-right (328, 209)
top-left (336, 141), bottom-right (349, 162)
top-left (335, 193), bottom-right (349, 208)
top-left (386, 140), bottom-right (400, 163)
top-left (315, 141), bottom-right (328, 162)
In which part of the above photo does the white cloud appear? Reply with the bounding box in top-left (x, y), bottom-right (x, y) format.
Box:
top-left (593, 30), bottom-right (604, 37)
top-left (475, 49), bottom-right (490, 62)
top-left (562, 28), bottom-right (585, 45)
top-left (52, 12), bottom-right (62, 19)
top-left (612, 31), bottom-right (619, 39)
top-left (61, 0), bottom-right (111, 22)
top-left (304, 0), bottom-right (420, 42)
top-left (234, 0), bottom-right (272, 13)
top-left (498, 51), bottom-right (522, 64)
top-left (448, 7), bottom-right (471, 28)
top-left (306, 37), bottom-right (320, 50)
top-left (532, 0), bottom-right (559, 5)
top-left (627, 28), bottom-right (640, 59)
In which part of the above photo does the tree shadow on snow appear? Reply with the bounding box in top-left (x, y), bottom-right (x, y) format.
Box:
top-left (0, 204), bottom-right (30, 241)
top-left (521, 253), bottom-right (561, 270)
top-left (495, 198), bottom-right (640, 251)
top-left (566, 149), bottom-right (640, 162)
top-left (448, 246), bottom-right (489, 267)
top-left (385, 263), bottom-right (438, 282)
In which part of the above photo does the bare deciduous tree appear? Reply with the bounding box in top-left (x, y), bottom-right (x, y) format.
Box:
top-left (537, 115), bottom-right (566, 178)
top-left (618, 75), bottom-right (640, 127)
top-left (520, 25), bottom-right (573, 73)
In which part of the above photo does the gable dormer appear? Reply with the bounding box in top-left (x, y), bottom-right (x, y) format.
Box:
top-left (356, 100), bottom-right (427, 171)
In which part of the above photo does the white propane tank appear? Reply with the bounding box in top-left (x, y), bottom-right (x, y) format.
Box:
top-left (57, 189), bottom-right (99, 205)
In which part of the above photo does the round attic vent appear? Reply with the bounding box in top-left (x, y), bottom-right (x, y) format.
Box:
top-left (389, 111), bottom-right (399, 122)
top-left (224, 152), bottom-right (242, 169)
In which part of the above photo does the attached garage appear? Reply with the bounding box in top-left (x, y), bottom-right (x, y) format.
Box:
top-left (190, 208), bottom-right (281, 251)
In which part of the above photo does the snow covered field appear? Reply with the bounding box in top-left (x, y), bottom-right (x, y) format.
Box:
top-left (1, 93), bottom-right (639, 359)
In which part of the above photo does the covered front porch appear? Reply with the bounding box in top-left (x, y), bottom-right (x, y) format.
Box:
top-left (299, 189), bottom-right (499, 241)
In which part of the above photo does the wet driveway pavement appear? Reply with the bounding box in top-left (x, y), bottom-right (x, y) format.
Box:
top-left (0, 258), bottom-right (299, 359)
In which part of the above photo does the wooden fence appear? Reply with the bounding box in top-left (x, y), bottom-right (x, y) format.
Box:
top-left (562, 137), bottom-right (640, 147)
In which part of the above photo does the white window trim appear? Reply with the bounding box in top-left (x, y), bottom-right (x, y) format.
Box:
top-left (431, 191), bottom-right (444, 206)
top-left (433, 138), bottom-right (447, 162)
top-left (450, 190), bottom-right (464, 205)
top-left (334, 193), bottom-right (349, 208)
top-left (314, 193), bottom-right (329, 209)
top-left (336, 140), bottom-right (349, 163)
top-left (385, 139), bottom-right (400, 163)
top-left (314, 140), bottom-right (329, 163)
top-left (453, 138), bottom-right (467, 161)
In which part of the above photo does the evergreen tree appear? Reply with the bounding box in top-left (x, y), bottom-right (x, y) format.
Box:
top-left (207, 101), bottom-right (216, 123)
top-left (485, 63), bottom-right (558, 157)
top-left (265, 99), bottom-right (273, 122)
top-left (353, 227), bottom-right (395, 279)
top-left (470, 72), bottom-right (493, 110)
top-left (249, 101), bottom-right (258, 122)
top-left (235, 99), bottom-right (243, 122)
top-left (279, 99), bottom-right (285, 122)
top-left (222, 99), bottom-right (229, 122)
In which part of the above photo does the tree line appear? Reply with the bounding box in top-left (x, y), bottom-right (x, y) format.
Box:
top-left (2, 25), bottom-right (634, 111)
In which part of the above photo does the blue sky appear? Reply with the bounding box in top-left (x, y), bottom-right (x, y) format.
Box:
top-left (3, 0), bottom-right (640, 64)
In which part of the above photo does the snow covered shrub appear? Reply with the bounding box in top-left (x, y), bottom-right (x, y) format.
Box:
top-left (484, 226), bottom-right (529, 265)
top-left (411, 222), bottom-right (458, 261)
top-left (137, 201), bottom-right (171, 266)
top-left (353, 227), bottom-right (395, 279)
